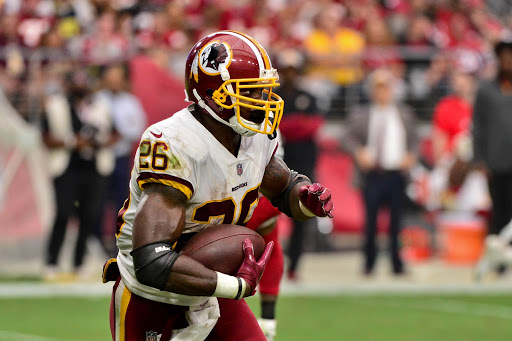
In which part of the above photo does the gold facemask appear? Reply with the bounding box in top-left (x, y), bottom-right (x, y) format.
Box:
top-left (212, 77), bottom-right (284, 135)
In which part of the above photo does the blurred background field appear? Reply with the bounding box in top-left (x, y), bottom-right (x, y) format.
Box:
top-left (1, 250), bottom-right (512, 340)
top-left (1, 290), bottom-right (512, 341)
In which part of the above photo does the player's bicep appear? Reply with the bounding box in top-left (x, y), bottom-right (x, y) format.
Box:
top-left (260, 155), bottom-right (291, 200)
top-left (132, 183), bottom-right (188, 249)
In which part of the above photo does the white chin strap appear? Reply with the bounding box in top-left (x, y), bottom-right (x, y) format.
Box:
top-left (229, 111), bottom-right (260, 137)
top-left (193, 89), bottom-right (260, 137)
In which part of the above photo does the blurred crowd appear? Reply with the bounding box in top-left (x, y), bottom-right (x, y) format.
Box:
top-left (3, 0), bottom-right (512, 278)
top-left (2, 0), bottom-right (512, 123)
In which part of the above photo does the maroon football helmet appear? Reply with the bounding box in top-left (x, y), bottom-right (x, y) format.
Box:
top-left (185, 31), bottom-right (284, 137)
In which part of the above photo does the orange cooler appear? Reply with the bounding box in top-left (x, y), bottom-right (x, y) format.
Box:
top-left (437, 215), bottom-right (487, 264)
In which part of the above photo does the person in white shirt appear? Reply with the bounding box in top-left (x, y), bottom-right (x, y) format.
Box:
top-left (341, 68), bottom-right (418, 275)
top-left (94, 63), bottom-right (147, 257)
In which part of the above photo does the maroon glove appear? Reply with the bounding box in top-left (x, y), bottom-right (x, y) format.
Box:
top-left (236, 239), bottom-right (274, 297)
top-left (298, 183), bottom-right (334, 218)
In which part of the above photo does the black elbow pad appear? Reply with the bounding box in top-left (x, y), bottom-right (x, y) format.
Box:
top-left (130, 241), bottom-right (180, 291)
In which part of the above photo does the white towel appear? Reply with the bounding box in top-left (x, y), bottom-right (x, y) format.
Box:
top-left (171, 297), bottom-right (221, 341)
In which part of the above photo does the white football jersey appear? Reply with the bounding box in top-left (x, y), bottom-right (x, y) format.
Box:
top-left (116, 106), bottom-right (278, 305)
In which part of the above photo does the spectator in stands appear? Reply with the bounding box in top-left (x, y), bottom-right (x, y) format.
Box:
top-left (4, 0), bottom-right (511, 131)
top-left (53, 0), bottom-right (94, 36)
top-left (4, 74), bottom-right (30, 120)
top-left (42, 69), bottom-right (118, 280)
top-left (94, 63), bottom-right (146, 257)
top-left (424, 52), bottom-right (453, 115)
top-left (274, 49), bottom-right (325, 281)
top-left (363, 16), bottom-right (402, 72)
top-left (0, 14), bottom-right (22, 47)
top-left (303, 3), bottom-right (365, 118)
top-left (401, 14), bottom-right (435, 47)
top-left (468, 5), bottom-right (503, 45)
top-left (428, 66), bottom-right (490, 213)
top-left (81, 10), bottom-right (130, 64)
top-left (271, 3), bottom-right (305, 51)
top-left (342, 0), bottom-right (377, 31)
top-left (341, 68), bottom-right (418, 276)
top-left (16, 0), bottom-right (53, 49)
top-left (193, 1), bottom-right (223, 40)
top-left (432, 68), bottom-right (475, 164)
top-left (362, 16), bottom-right (407, 102)
top-left (473, 39), bottom-right (512, 236)
top-left (144, 2), bottom-right (190, 54)
top-left (39, 26), bottom-right (67, 68)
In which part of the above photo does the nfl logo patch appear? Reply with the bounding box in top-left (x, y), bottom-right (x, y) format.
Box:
top-left (237, 163), bottom-right (243, 176)
top-left (146, 331), bottom-right (158, 341)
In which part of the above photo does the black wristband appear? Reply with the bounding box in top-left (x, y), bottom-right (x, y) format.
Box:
top-left (235, 277), bottom-right (244, 300)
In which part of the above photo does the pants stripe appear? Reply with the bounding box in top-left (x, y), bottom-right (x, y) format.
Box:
top-left (114, 280), bottom-right (132, 341)
top-left (119, 285), bottom-right (132, 341)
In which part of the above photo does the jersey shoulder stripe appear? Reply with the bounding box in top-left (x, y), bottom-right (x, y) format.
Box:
top-left (137, 172), bottom-right (194, 199)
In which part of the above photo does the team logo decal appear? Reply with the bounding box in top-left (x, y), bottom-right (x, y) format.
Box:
top-left (190, 41), bottom-right (232, 83)
top-left (198, 41), bottom-right (232, 76)
top-left (237, 163), bottom-right (243, 176)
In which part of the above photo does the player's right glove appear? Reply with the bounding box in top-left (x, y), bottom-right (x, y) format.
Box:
top-left (236, 239), bottom-right (274, 297)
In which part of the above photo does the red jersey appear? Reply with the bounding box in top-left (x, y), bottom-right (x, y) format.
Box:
top-left (433, 95), bottom-right (472, 152)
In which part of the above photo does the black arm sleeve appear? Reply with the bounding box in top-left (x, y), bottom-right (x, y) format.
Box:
top-left (270, 171), bottom-right (311, 217)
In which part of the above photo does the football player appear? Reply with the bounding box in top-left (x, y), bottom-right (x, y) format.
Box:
top-left (104, 31), bottom-right (334, 341)
top-left (245, 133), bottom-right (284, 341)
top-left (475, 219), bottom-right (512, 281)
top-left (246, 195), bottom-right (283, 341)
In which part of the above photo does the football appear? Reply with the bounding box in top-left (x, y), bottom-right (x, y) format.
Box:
top-left (180, 224), bottom-right (265, 275)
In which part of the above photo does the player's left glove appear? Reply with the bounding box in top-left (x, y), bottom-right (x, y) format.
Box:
top-left (298, 183), bottom-right (334, 218)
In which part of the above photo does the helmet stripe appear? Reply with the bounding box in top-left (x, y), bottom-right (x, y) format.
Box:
top-left (235, 32), bottom-right (272, 70)
top-left (223, 31), bottom-right (267, 71)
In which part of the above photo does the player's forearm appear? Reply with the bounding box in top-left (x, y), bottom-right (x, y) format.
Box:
top-left (164, 255), bottom-right (218, 296)
top-left (133, 248), bottom-right (246, 299)
top-left (167, 256), bottom-right (250, 299)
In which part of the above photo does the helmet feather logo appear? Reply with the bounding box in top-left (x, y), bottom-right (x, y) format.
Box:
top-left (198, 42), bottom-right (232, 76)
